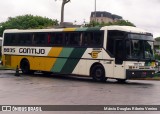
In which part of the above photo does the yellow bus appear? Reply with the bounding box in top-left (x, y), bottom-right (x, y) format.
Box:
top-left (2, 26), bottom-right (155, 82)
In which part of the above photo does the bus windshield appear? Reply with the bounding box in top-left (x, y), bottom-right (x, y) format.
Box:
top-left (126, 34), bottom-right (154, 60)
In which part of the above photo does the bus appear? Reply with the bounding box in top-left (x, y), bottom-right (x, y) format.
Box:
top-left (1, 26), bottom-right (155, 82)
top-left (0, 37), bottom-right (2, 56)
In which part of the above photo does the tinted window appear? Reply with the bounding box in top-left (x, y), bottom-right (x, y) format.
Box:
top-left (34, 33), bottom-right (47, 45)
top-left (107, 30), bottom-right (125, 55)
top-left (82, 31), bottom-right (103, 47)
top-left (18, 33), bottom-right (32, 45)
top-left (49, 33), bottom-right (64, 46)
top-left (65, 32), bottom-right (81, 46)
top-left (4, 34), bottom-right (11, 46)
top-left (4, 33), bottom-right (18, 46)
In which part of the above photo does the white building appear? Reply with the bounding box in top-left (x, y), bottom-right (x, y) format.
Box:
top-left (90, 11), bottom-right (123, 23)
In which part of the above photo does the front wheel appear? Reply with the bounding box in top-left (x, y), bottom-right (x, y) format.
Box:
top-left (91, 65), bottom-right (106, 82)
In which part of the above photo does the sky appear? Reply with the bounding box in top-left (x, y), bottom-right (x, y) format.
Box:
top-left (0, 0), bottom-right (160, 37)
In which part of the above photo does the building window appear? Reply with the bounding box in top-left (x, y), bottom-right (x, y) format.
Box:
top-left (101, 14), bottom-right (103, 17)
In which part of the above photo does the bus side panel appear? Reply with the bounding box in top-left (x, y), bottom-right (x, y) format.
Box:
top-left (8, 47), bottom-right (63, 71)
top-left (73, 59), bottom-right (88, 75)
top-left (50, 47), bottom-right (87, 74)
top-left (29, 57), bottom-right (57, 71)
top-left (72, 48), bottom-right (115, 77)
top-left (102, 61), bottom-right (114, 78)
top-left (50, 48), bottom-right (74, 73)
top-left (10, 56), bottom-right (57, 71)
top-left (72, 48), bottom-right (96, 76)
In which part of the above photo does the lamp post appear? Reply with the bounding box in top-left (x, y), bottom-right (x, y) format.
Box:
top-left (95, 0), bottom-right (97, 22)
top-left (55, 0), bottom-right (70, 24)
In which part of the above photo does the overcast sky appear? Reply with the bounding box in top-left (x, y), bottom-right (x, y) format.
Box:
top-left (0, 0), bottom-right (159, 37)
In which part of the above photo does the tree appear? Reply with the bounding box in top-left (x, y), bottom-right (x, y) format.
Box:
top-left (0, 14), bottom-right (58, 36)
top-left (86, 20), bottom-right (136, 27)
top-left (155, 37), bottom-right (160, 41)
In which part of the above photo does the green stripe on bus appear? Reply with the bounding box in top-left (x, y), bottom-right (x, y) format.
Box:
top-left (60, 48), bottom-right (87, 74)
top-left (87, 27), bottom-right (101, 31)
top-left (51, 48), bottom-right (74, 72)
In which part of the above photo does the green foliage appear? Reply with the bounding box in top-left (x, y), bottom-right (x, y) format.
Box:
top-left (85, 20), bottom-right (136, 27)
top-left (155, 37), bottom-right (160, 41)
top-left (0, 14), bottom-right (59, 36)
top-left (155, 54), bottom-right (160, 60)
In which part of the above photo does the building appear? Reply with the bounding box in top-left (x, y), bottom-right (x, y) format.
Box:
top-left (90, 11), bottom-right (123, 23)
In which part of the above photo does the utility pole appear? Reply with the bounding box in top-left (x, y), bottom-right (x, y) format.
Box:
top-left (95, 0), bottom-right (97, 22)
top-left (55, 0), bottom-right (71, 24)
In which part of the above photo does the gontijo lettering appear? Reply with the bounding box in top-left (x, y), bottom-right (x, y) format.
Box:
top-left (19, 48), bottom-right (45, 54)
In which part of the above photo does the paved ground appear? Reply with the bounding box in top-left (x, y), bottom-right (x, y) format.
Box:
top-left (0, 70), bottom-right (160, 114)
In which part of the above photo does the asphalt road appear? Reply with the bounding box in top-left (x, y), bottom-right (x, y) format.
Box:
top-left (0, 70), bottom-right (160, 114)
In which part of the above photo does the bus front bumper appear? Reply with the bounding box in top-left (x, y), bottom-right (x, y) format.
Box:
top-left (126, 70), bottom-right (155, 79)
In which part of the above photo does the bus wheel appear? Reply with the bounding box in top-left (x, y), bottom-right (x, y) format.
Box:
top-left (20, 59), bottom-right (31, 74)
top-left (91, 65), bottom-right (106, 82)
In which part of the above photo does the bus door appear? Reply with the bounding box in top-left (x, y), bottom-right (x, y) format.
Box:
top-left (114, 39), bottom-right (125, 78)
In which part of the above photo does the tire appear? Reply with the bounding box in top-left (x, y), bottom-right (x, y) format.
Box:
top-left (91, 65), bottom-right (106, 82)
top-left (20, 59), bottom-right (32, 74)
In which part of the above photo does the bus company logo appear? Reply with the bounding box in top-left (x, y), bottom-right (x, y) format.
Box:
top-left (2, 106), bottom-right (11, 111)
top-left (89, 51), bottom-right (101, 58)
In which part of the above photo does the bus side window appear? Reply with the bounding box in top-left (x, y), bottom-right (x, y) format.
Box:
top-left (90, 33), bottom-right (96, 46)
top-left (65, 32), bottom-right (80, 46)
top-left (34, 33), bottom-right (47, 45)
top-left (4, 34), bottom-right (11, 46)
top-left (82, 32), bottom-right (89, 46)
top-left (82, 32), bottom-right (97, 47)
top-left (18, 34), bottom-right (32, 45)
top-left (93, 32), bottom-right (103, 46)
top-left (65, 33), bottom-right (69, 46)
top-left (55, 33), bottom-right (63, 45)
top-left (24, 34), bottom-right (32, 45)
top-left (50, 33), bottom-right (56, 45)
top-left (4, 33), bottom-right (18, 46)
top-left (71, 32), bottom-right (80, 46)
top-left (11, 34), bottom-right (18, 45)
top-left (50, 33), bottom-right (63, 46)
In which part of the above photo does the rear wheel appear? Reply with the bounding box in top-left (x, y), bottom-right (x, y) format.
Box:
top-left (91, 65), bottom-right (106, 82)
top-left (20, 59), bottom-right (33, 74)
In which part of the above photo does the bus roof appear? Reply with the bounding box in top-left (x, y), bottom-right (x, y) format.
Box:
top-left (101, 26), bottom-right (149, 34)
top-left (4, 26), bottom-right (150, 35)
